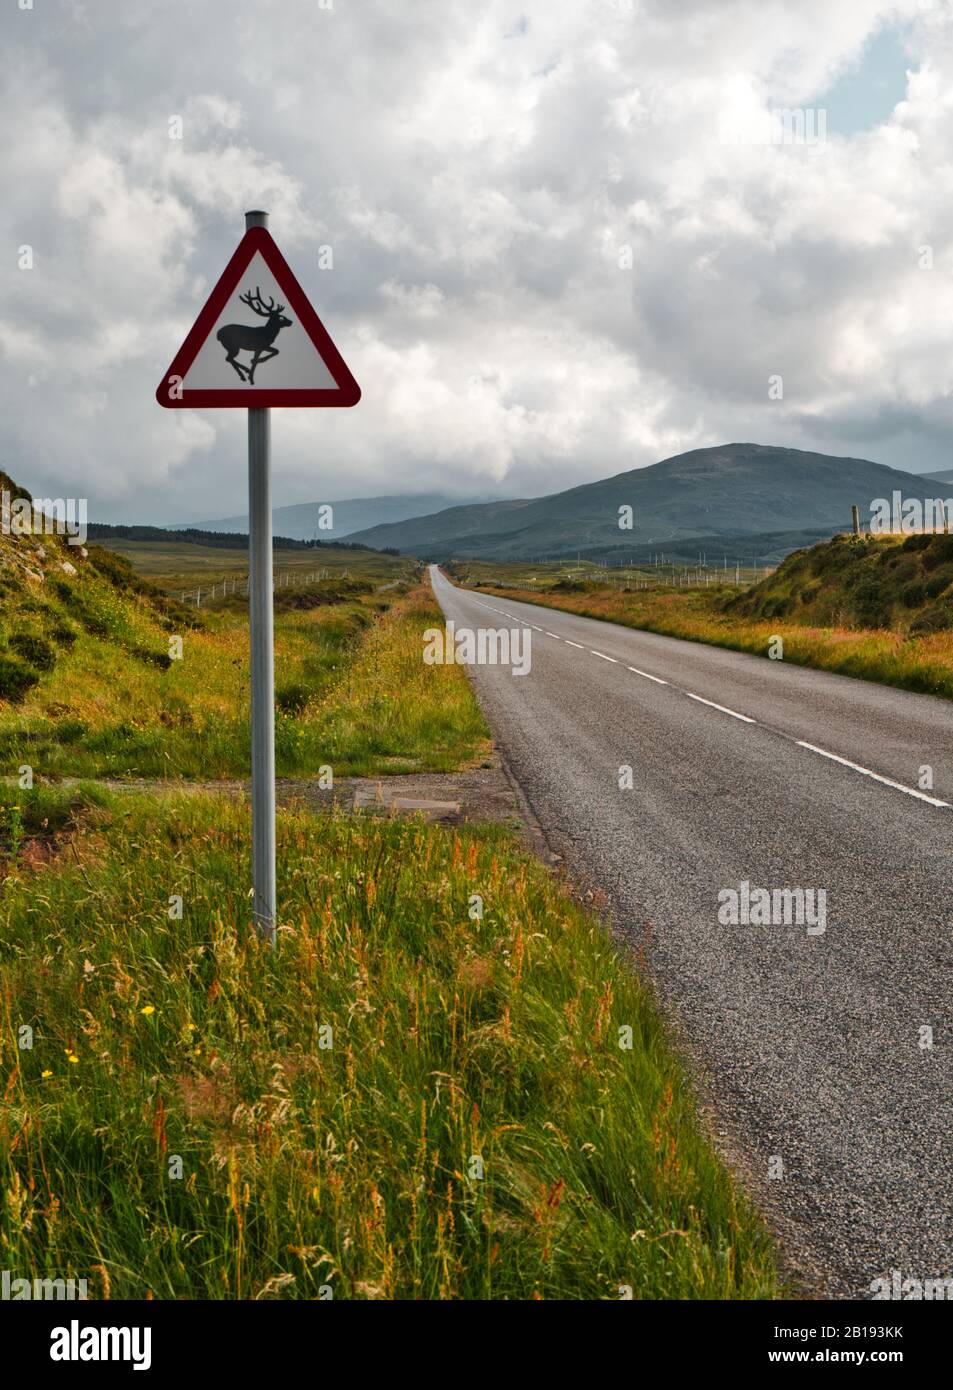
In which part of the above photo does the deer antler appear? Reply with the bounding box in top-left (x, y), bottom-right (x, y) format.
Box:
top-left (239, 286), bottom-right (281, 317)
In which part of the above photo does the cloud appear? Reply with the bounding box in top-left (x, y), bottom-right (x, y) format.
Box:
top-left (0, 0), bottom-right (950, 525)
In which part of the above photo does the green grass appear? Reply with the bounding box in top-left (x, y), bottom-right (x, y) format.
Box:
top-left (1, 483), bottom-right (451, 779)
top-left (0, 783), bottom-right (778, 1300)
top-left (449, 533), bottom-right (953, 702)
top-left (95, 538), bottom-right (414, 591)
top-left (1, 537), bottom-right (485, 778)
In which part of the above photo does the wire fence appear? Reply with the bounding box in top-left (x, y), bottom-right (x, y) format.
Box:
top-left (175, 566), bottom-right (341, 607)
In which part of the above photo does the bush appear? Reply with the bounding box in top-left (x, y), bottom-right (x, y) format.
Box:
top-left (922, 534), bottom-right (953, 568)
top-left (55, 719), bottom-right (88, 743)
top-left (910, 601), bottom-right (953, 635)
top-left (924, 567), bottom-right (953, 599)
top-left (129, 646), bottom-right (172, 671)
top-left (9, 633), bottom-right (56, 672)
top-left (50, 621), bottom-right (78, 649)
top-left (276, 682), bottom-right (311, 715)
top-left (0, 654), bottom-right (40, 703)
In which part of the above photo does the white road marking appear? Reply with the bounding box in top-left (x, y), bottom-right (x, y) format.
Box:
top-left (796, 741), bottom-right (951, 808)
top-left (627, 666), bottom-right (668, 685)
top-left (452, 582), bottom-right (949, 814)
top-left (687, 693), bottom-right (756, 723)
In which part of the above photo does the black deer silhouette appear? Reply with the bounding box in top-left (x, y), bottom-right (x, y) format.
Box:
top-left (216, 287), bottom-right (293, 385)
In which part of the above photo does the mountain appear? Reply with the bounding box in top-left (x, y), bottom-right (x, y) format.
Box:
top-left (920, 469), bottom-right (953, 487)
top-left (346, 444), bottom-right (949, 561)
top-left (174, 492), bottom-right (497, 542)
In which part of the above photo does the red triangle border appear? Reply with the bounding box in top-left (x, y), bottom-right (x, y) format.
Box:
top-left (156, 227), bottom-right (361, 409)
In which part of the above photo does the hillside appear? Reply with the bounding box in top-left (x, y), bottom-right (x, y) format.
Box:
top-left (0, 471), bottom-right (483, 778)
top-left (176, 491), bottom-right (500, 541)
top-left (0, 471), bottom-right (196, 708)
top-left (728, 530), bottom-right (953, 634)
top-left (454, 529), bottom-right (953, 700)
top-left (347, 443), bottom-right (947, 561)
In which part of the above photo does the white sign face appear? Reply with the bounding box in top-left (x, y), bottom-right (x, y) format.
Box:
top-left (156, 225), bottom-right (361, 409)
top-left (182, 253), bottom-right (338, 392)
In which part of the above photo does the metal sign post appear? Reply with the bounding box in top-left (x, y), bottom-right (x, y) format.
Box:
top-left (156, 208), bottom-right (360, 945)
top-left (245, 211), bottom-right (276, 944)
top-left (248, 405), bottom-right (275, 940)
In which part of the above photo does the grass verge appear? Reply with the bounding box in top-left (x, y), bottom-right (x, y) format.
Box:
top-left (0, 783), bottom-right (778, 1300)
top-left (2, 582), bottom-right (489, 779)
top-left (453, 560), bottom-right (953, 700)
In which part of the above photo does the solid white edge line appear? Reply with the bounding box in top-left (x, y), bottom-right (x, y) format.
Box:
top-left (686, 692), bottom-right (756, 723)
top-left (627, 666), bottom-right (668, 685)
top-left (591, 651), bottom-right (618, 662)
top-left (796, 741), bottom-right (950, 808)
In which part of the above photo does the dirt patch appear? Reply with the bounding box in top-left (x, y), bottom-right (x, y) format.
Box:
top-left (14, 757), bottom-right (523, 830)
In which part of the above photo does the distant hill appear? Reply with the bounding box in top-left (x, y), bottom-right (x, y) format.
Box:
top-left (86, 523), bottom-right (386, 554)
top-left (175, 492), bottom-right (498, 542)
top-left (920, 469), bottom-right (953, 487)
top-left (346, 444), bottom-right (949, 562)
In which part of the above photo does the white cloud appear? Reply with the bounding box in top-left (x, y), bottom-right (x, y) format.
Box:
top-left (1, 0), bottom-right (951, 525)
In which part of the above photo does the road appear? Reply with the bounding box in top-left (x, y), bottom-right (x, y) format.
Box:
top-left (431, 565), bottom-right (953, 1298)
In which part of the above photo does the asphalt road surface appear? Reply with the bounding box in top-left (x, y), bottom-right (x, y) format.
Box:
top-left (431, 565), bottom-right (953, 1298)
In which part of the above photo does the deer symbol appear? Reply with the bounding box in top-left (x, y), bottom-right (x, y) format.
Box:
top-left (216, 287), bottom-right (293, 385)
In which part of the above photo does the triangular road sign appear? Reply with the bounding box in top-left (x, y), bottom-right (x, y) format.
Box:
top-left (156, 226), bottom-right (361, 408)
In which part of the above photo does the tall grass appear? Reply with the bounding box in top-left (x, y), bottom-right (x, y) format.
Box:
top-left (1, 585), bottom-right (488, 778)
top-left (465, 580), bottom-right (953, 700)
top-left (0, 785), bottom-right (778, 1300)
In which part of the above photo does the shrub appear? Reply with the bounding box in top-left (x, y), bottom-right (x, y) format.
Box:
top-left (9, 633), bottom-right (56, 672)
top-left (924, 566), bottom-right (953, 599)
top-left (50, 621), bottom-right (78, 649)
top-left (276, 682), bottom-right (311, 715)
top-left (129, 646), bottom-right (172, 671)
top-left (910, 601), bottom-right (953, 635)
top-left (0, 654), bottom-right (40, 703)
top-left (55, 719), bottom-right (88, 743)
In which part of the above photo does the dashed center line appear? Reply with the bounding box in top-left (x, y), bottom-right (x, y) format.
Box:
top-left (628, 666), bottom-right (668, 685)
top-left (796, 741), bottom-right (950, 808)
top-left (686, 692), bottom-right (756, 724)
top-left (449, 585), bottom-right (949, 813)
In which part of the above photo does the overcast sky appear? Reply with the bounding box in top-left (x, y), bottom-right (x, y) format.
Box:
top-left (3, 0), bottom-right (952, 523)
